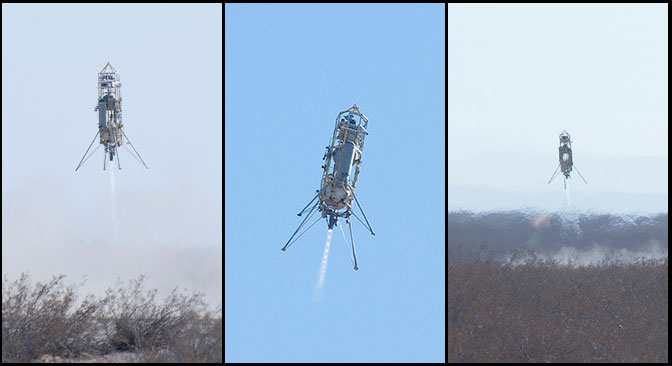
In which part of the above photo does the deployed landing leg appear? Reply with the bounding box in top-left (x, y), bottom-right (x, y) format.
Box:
top-left (347, 217), bottom-right (358, 271)
top-left (281, 194), bottom-right (321, 251)
top-left (353, 193), bottom-right (375, 235)
top-left (116, 147), bottom-right (121, 170)
top-left (337, 217), bottom-right (359, 271)
top-left (298, 192), bottom-right (319, 216)
top-left (548, 164), bottom-right (561, 184)
top-left (574, 165), bottom-right (588, 183)
top-left (75, 131), bottom-right (100, 171)
top-left (121, 130), bottom-right (149, 169)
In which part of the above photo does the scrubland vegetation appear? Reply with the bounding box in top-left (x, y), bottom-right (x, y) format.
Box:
top-left (449, 246), bottom-right (667, 362)
top-left (2, 273), bottom-right (222, 363)
top-left (448, 210), bottom-right (668, 363)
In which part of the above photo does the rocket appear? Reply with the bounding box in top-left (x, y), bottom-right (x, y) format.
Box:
top-left (75, 62), bottom-right (148, 171)
top-left (548, 130), bottom-right (587, 189)
top-left (281, 105), bottom-right (375, 270)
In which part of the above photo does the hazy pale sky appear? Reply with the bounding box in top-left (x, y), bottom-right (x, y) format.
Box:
top-left (2, 4), bottom-right (222, 308)
top-left (449, 4), bottom-right (667, 212)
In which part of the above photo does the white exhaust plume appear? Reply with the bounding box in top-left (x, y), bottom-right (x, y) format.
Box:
top-left (313, 229), bottom-right (333, 300)
top-left (110, 168), bottom-right (117, 240)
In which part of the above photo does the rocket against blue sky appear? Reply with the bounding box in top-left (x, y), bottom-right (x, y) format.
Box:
top-left (75, 62), bottom-right (148, 171)
top-left (281, 105), bottom-right (375, 270)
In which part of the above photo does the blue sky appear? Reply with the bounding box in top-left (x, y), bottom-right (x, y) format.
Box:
top-left (2, 4), bottom-right (222, 308)
top-left (225, 4), bottom-right (445, 363)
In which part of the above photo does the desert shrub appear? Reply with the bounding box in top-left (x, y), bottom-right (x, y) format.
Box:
top-left (2, 273), bottom-right (108, 362)
top-left (2, 273), bottom-right (222, 363)
top-left (101, 275), bottom-right (222, 362)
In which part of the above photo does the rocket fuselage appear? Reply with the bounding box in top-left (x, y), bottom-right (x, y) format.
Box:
top-left (559, 144), bottom-right (573, 177)
top-left (75, 63), bottom-right (148, 171)
top-left (319, 106), bottom-right (369, 216)
top-left (548, 130), bottom-right (586, 187)
top-left (280, 105), bottom-right (374, 271)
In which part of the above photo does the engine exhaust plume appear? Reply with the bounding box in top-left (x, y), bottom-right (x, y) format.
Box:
top-left (313, 229), bottom-right (333, 301)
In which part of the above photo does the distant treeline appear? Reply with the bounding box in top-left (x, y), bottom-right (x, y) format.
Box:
top-left (448, 210), bottom-right (668, 260)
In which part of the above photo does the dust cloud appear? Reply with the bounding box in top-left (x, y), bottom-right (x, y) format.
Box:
top-left (1, 181), bottom-right (222, 310)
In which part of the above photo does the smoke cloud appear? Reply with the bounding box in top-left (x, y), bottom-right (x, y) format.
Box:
top-left (2, 180), bottom-right (222, 310)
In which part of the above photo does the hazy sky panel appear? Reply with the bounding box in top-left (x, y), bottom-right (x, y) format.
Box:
top-left (2, 4), bottom-right (222, 307)
top-left (449, 4), bottom-right (668, 212)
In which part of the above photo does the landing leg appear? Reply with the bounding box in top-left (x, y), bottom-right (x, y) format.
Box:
top-left (548, 164), bottom-right (561, 184)
top-left (116, 147), bottom-right (121, 170)
top-left (574, 165), bottom-right (588, 183)
top-left (347, 217), bottom-right (358, 271)
top-left (298, 192), bottom-right (319, 216)
top-left (281, 200), bottom-right (319, 251)
top-left (121, 130), bottom-right (149, 169)
top-left (353, 193), bottom-right (375, 235)
top-left (75, 131), bottom-right (100, 171)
